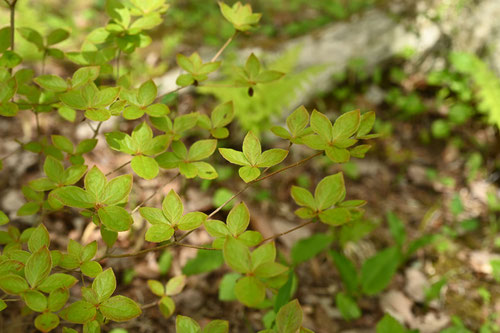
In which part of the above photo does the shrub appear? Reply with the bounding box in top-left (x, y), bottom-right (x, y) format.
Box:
top-left (0, 1), bottom-right (378, 332)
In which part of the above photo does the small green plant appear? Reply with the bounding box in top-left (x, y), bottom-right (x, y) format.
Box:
top-left (330, 212), bottom-right (434, 321)
top-left (0, 1), bottom-right (379, 331)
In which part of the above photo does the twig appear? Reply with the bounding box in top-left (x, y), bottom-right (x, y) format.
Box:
top-left (131, 173), bottom-right (180, 214)
top-left (91, 122), bottom-right (103, 139)
top-left (141, 301), bottom-right (158, 310)
top-left (211, 31), bottom-right (237, 62)
top-left (105, 160), bottom-right (131, 176)
top-left (260, 220), bottom-right (315, 244)
top-left (105, 151), bottom-right (323, 260)
top-left (154, 32), bottom-right (238, 101)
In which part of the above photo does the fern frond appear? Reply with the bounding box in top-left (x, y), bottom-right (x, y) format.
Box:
top-left (199, 46), bottom-right (326, 132)
top-left (450, 52), bottom-right (500, 129)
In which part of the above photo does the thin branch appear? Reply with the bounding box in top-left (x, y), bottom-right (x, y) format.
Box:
top-left (154, 31), bottom-right (238, 101)
top-left (6, 0), bottom-right (17, 73)
top-left (141, 301), bottom-right (158, 310)
top-left (211, 31), bottom-right (237, 62)
top-left (0, 146), bottom-right (22, 161)
top-left (105, 160), bottom-right (131, 176)
top-left (260, 220), bottom-right (315, 244)
top-left (131, 172), bottom-right (180, 214)
top-left (91, 122), bottom-right (103, 139)
top-left (105, 150), bottom-right (323, 260)
top-left (115, 49), bottom-right (121, 81)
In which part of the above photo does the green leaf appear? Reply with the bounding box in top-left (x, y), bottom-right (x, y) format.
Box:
top-left (242, 131), bottom-right (261, 165)
top-left (276, 299), bottom-right (303, 333)
top-left (18, 27), bottom-right (44, 50)
top-left (245, 53), bottom-right (261, 78)
top-left (81, 261), bottom-right (103, 278)
top-left (136, 11), bottom-right (164, 30)
top-left (253, 262), bottom-right (288, 278)
top-left (76, 139), bottom-right (98, 154)
top-left (102, 174), bottom-right (133, 205)
top-left (176, 74), bottom-right (195, 87)
top-left (34, 75), bottom-right (68, 92)
top-left (159, 295), bottom-right (175, 318)
top-left (35, 312), bottom-right (60, 332)
top-left (59, 300), bottom-right (96, 324)
top-left (58, 106), bottom-right (76, 122)
top-left (63, 165), bottom-right (88, 185)
top-left (218, 148), bottom-right (249, 166)
top-left (361, 247), bottom-right (400, 295)
top-left (336, 292), bottom-right (361, 321)
top-left (17, 202), bottom-right (40, 216)
top-left (98, 206), bottom-right (133, 232)
top-left (256, 149), bottom-right (288, 168)
top-left (0, 27), bottom-right (11, 53)
top-left (0, 51), bottom-right (22, 69)
top-left (332, 110), bottom-right (360, 140)
top-left (330, 251), bottom-right (358, 295)
top-left (182, 248), bottom-right (224, 276)
top-left (50, 186), bottom-right (96, 208)
top-left (325, 146), bottom-right (350, 163)
top-left (28, 224), bottom-right (50, 253)
top-left (145, 224), bottom-right (174, 242)
top-left (147, 280), bottom-right (164, 296)
top-left (38, 273), bottom-right (78, 293)
top-left (44, 156), bottom-right (64, 183)
top-left (131, 155), bottom-right (159, 179)
top-left (188, 139), bottom-right (217, 161)
top-left (0, 274), bottom-right (29, 294)
top-left (47, 28), bottom-right (70, 45)
top-left (234, 276), bottom-right (265, 307)
top-left (287, 106), bottom-right (309, 137)
top-left (138, 79), bottom-right (157, 106)
top-left (146, 103), bottom-right (170, 117)
top-left (256, 70), bottom-right (284, 83)
top-left (291, 234), bottom-right (332, 265)
top-left (139, 207), bottom-right (169, 225)
top-left (211, 101), bottom-right (234, 128)
top-left (166, 275), bottom-right (186, 296)
top-left (271, 126), bottom-right (291, 140)
top-left (72, 66), bottom-right (100, 89)
top-left (52, 135), bottom-right (73, 153)
top-left (92, 268), bottom-right (116, 302)
top-left (310, 110), bottom-right (333, 143)
top-left (218, 2), bottom-right (261, 32)
top-left (314, 173), bottom-right (345, 210)
top-left (23, 290), bottom-right (47, 312)
top-left (376, 314), bottom-right (407, 333)
top-left (0, 299), bottom-right (5, 311)
top-left (0, 210), bottom-right (9, 225)
top-left (162, 189), bottom-right (183, 224)
top-left (387, 212), bottom-right (406, 248)
top-left (48, 288), bottom-right (69, 311)
top-left (178, 212), bottom-right (206, 231)
top-left (251, 242), bottom-right (276, 268)
top-left (100, 295), bottom-right (142, 322)
top-left (227, 202), bottom-right (250, 236)
top-left (25, 246), bottom-right (52, 288)
top-left (203, 320), bottom-right (229, 333)
top-left (239, 165), bottom-right (260, 183)
top-left (218, 272), bottom-right (240, 301)
top-left (176, 315), bottom-right (202, 333)
top-left (223, 237), bottom-right (251, 274)
top-left (357, 111), bottom-right (376, 137)
top-left (205, 219), bottom-right (230, 239)
top-left (319, 208), bottom-right (351, 226)
top-left (291, 186), bottom-right (316, 210)
top-left (84, 166), bottom-right (106, 199)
